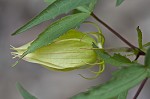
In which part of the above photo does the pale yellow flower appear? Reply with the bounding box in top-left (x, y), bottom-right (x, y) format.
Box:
top-left (11, 29), bottom-right (98, 71)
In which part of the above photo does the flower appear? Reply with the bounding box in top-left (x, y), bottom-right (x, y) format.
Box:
top-left (11, 29), bottom-right (98, 71)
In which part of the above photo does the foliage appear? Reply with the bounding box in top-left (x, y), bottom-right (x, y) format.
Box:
top-left (93, 43), bottom-right (136, 67)
top-left (11, 0), bottom-right (150, 99)
top-left (16, 83), bottom-right (37, 99)
top-left (72, 66), bottom-right (147, 99)
top-left (116, 0), bottom-right (125, 6)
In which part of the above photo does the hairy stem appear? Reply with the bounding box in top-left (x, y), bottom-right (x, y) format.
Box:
top-left (133, 78), bottom-right (148, 99)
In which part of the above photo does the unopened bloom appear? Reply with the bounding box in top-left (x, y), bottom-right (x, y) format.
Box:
top-left (11, 29), bottom-right (99, 71)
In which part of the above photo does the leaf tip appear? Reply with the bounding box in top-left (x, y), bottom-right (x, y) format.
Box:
top-left (12, 61), bottom-right (19, 67)
top-left (116, 0), bottom-right (125, 7)
top-left (11, 30), bottom-right (19, 36)
top-left (136, 26), bottom-right (140, 30)
top-left (16, 82), bottom-right (21, 89)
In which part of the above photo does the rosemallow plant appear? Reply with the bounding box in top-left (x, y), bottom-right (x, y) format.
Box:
top-left (11, 29), bottom-right (104, 74)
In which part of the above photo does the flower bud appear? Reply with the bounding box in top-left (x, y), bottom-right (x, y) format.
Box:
top-left (11, 29), bottom-right (98, 71)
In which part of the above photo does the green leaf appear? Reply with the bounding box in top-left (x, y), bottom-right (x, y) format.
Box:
top-left (111, 91), bottom-right (128, 99)
top-left (117, 91), bottom-right (128, 99)
top-left (71, 66), bottom-right (147, 99)
top-left (17, 83), bottom-right (37, 99)
top-left (116, 0), bottom-right (124, 6)
top-left (12, 0), bottom-right (94, 35)
top-left (137, 26), bottom-right (143, 49)
top-left (76, 0), bottom-right (97, 13)
top-left (20, 13), bottom-right (90, 59)
top-left (88, 0), bottom-right (98, 12)
top-left (44, 0), bottom-right (57, 4)
top-left (143, 42), bottom-right (150, 48)
top-left (145, 47), bottom-right (150, 67)
top-left (93, 44), bottom-right (135, 67)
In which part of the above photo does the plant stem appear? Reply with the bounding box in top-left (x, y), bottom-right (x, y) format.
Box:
top-left (91, 12), bottom-right (145, 56)
top-left (91, 12), bottom-right (147, 99)
top-left (91, 12), bottom-right (137, 49)
top-left (133, 78), bottom-right (148, 99)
